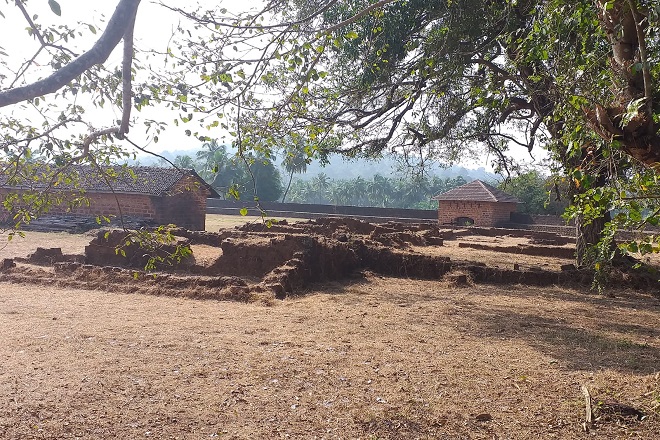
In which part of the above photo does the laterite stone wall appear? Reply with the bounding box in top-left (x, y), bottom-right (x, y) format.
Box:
top-left (437, 200), bottom-right (517, 227)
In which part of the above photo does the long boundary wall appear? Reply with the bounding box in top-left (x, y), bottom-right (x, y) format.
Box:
top-left (206, 200), bottom-right (578, 235)
top-left (206, 200), bottom-right (439, 223)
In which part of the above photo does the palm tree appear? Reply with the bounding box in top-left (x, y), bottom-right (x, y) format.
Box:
top-left (329, 182), bottom-right (346, 206)
top-left (281, 144), bottom-right (310, 202)
top-left (196, 140), bottom-right (228, 181)
top-left (351, 176), bottom-right (368, 206)
top-left (367, 174), bottom-right (393, 207)
top-left (311, 172), bottom-right (331, 204)
top-left (173, 155), bottom-right (195, 169)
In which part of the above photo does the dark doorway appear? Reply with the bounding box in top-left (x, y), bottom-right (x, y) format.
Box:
top-left (455, 216), bottom-right (475, 226)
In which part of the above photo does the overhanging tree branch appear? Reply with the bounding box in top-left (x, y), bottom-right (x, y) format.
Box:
top-left (0, 0), bottom-right (141, 108)
top-left (320, 0), bottom-right (397, 33)
top-left (118, 9), bottom-right (137, 138)
top-left (14, 0), bottom-right (77, 57)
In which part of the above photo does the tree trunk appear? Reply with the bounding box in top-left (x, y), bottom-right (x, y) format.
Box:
top-left (589, 0), bottom-right (660, 166)
top-left (575, 214), bottom-right (608, 267)
top-left (281, 170), bottom-right (294, 203)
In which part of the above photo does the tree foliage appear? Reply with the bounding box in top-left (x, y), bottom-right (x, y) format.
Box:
top-left (287, 173), bottom-right (467, 208)
top-left (498, 171), bottom-right (568, 215)
top-left (3, 0), bottom-right (660, 278)
top-left (169, 141), bottom-right (284, 202)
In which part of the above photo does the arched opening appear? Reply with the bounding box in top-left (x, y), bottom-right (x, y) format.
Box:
top-left (455, 216), bottom-right (475, 226)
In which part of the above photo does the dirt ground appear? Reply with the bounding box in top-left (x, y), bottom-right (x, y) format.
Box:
top-left (1, 278), bottom-right (658, 439)
top-left (0, 215), bottom-right (282, 260)
top-left (1, 215), bottom-right (659, 438)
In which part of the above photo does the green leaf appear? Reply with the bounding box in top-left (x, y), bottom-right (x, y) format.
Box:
top-left (640, 243), bottom-right (653, 255)
top-left (88, 24), bottom-right (96, 34)
top-left (239, 207), bottom-right (248, 216)
top-left (48, 0), bottom-right (61, 16)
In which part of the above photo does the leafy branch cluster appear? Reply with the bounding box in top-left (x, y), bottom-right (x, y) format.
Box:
top-left (3, 0), bottom-right (660, 281)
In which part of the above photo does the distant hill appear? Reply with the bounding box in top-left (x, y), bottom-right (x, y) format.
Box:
top-left (296, 155), bottom-right (497, 182)
top-left (133, 148), bottom-right (498, 182)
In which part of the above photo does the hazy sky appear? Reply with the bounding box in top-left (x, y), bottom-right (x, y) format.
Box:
top-left (1, 1), bottom-right (546, 171)
top-left (1, 1), bottom-right (262, 156)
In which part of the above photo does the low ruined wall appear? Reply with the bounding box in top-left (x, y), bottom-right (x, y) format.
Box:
top-left (509, 212), bottom-right (575, 226)
top-left (206, 200), bottom-right (438, 220)
top-left (498, 222), bottom-right (576, 237)
top-left (457, 242), bottom-right (575, 259)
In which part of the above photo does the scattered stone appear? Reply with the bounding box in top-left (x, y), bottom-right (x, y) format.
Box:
top-left (475, 413), bottom-right (492, 422)
top-left (1, 258), bottom-right (16, 270)
top-left (28, 247), bottom-right (65, 265)
top-left (447, 273), bottom-right (469, 286)
top-left (85, 229), bottom-right (193, 269)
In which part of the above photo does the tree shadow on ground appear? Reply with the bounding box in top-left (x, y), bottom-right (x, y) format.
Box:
top-left (307, 276), bottom-right (660, 374)
top-left (309, 275), bottom-right (455, 306)
top-left (462, 304), bottom-right (660, 375)
top-left (471, 283), bottom-right (660, 312)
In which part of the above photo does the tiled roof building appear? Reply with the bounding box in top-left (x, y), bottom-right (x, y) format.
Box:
top-left (1, 165), bottom-right (219, 230)
top-left (432, 180), bottom-right (518, 226)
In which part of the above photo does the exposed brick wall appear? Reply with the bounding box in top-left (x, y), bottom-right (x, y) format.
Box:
top-left (155, 177), bottom-right (210, 230)
top-left (83, 193), bottom-right (157, 219)
top-left (0, 189), bottom-right (158, 219)
top-left (1, 176), bottom-right (211, 230)
top-left (437, 201), bottom-right (517, 227)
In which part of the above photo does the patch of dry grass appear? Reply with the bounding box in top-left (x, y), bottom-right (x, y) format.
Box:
top-left (1, 230), bottom-right (92, 260)
top-left (414, 240), bottom-right (575, 271)
top-left (0, 278), bottom-right (658, 439)
top-left (204, 214), bottom-right (308, 232)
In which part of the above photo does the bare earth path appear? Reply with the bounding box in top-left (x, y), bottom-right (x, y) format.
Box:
top-left (1, 278), bottom-right (658, 439)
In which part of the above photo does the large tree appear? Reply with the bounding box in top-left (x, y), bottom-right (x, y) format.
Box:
top-left (3, 0), bottom-right (660, 271)
top-left (192, 0), bottom-right (658, 268)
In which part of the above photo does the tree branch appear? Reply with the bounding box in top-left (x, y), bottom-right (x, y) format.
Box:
top-left (0, 118), bottom-right (80, 151)
top-left (626, 0), bottom-right (653, 135)
top-left (160, 0), bottom-right (339, 31)
top-left (118, 10), bottom-right (137, 138)
top-left (123, 136), bottom-right (177, 168)
top-left (81, 127), bottom-right (120, 158)
top-left (320, 0), bottom-right (397, 33)
top-left (0, 0), bottom-right (141, 108)
top-left (14, 0), bottom-right (77, 57)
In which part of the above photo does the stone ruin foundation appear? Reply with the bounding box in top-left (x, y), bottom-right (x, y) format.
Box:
top-left (1, 217), bottom-right (658, 301)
